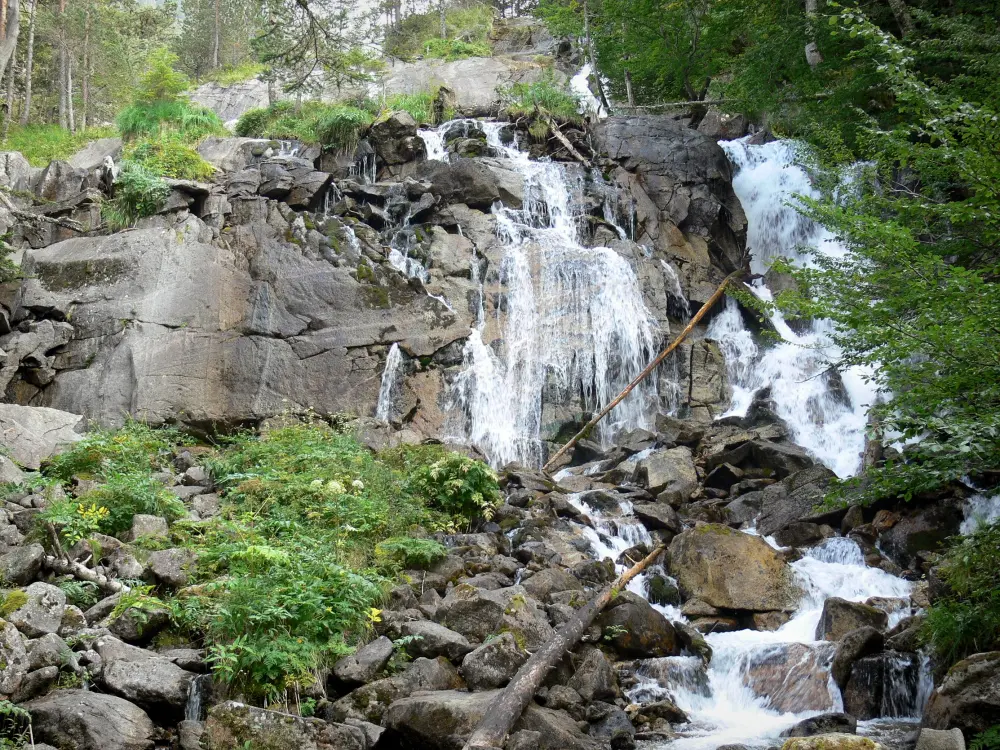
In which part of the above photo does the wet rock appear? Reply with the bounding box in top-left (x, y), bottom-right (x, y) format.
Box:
top-left (915, 728), bottom-right (966, 750)
top-left (9, 582), bottom-right (67, 637)
top-left (782, 713), bottom-right (858, 737)
top-left (638, 447), bottom-right (698, 499)
top-left (885, 616), bottom-right (924, 653)
top-left (878, 499), bottom-right (964, 570)
top-left (842, 651), bottom-right (924, 720)
top-left (597, 592), bottom-right (678, 658)
top-left (781, 735), bottom-right (884, 750)
top-left (370, 111), bottom-right (427, 166)
top-left (669, 524), bottom-right (801, 612)
top-left (27, 689), bottom-right (155, 750)
top-left (588, 701), bottom-right (636, 746)
top-left (0, 543), bottom-right (45, 585)
top-left (633, 503), bottom-right (683, 534)
top-left (774, 522), bottom-right (827, 548)
top-left (832, 626), bottom-right (884, 688)
top-left (923, 651), bottom-right (1000, 738)
top-left (460, 631), bottom-right (528, 690)
top-left (816, 597), bottom-right (888, 641)
top-left (645, 574), bottom-right (681, 607)
top-left (638, 699), bottom-right (688, 724)
top-left (567, 644), bottom-right (620, 702)
top-left (327, 656), bottom-right (464, 724)
top-left (744, 642), bottom-right (838, 713)
top-left (332, 635), bottom-right (394, 687)
top-left (732, 466), bottom-right (838, 536)
top-left (203, 701), bottom-right (365, 750)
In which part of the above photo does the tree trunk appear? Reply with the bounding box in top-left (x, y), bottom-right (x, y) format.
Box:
top-left (886, 0), bottom-right (914, 37)
top-left (3, 49), bottom-right (15, 140)
top-left (0, 0), bottom-right (18, 86)
top-left (439, 0), bottom-right (446, 38)
top-left (67, 48), bottom-right (75, 134)
top-left (81, 6), bottom-right (89, 130)
top-left (804, 0), bottom-right (823, 69)
top-left (624, 68), bottom-right (635, 110)
top-left (212, 0), bottom-right (220, 68)
top-left (462, 544), bottom-right (667, 750)
top-left (58, 0), bottom-right (66, 130)
top-left (18, 0), bottom-right (32, 124)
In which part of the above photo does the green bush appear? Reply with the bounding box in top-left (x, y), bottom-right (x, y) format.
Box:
top-left (234, 101), bottom-right (373, 151)
top-left (1, 124), bottom-right (118, 167)
top-left (375, 536), bottom-right (448, 569)
top-left (971, 727), bottom-right (1000, 750)
top-left (500, 79), bottom-right (583, 125)
top-left (101, 160), bottom-right (172, 229)
top-left (137, 47), bottom-right (191, 103)
top-left (46, 421), bottom-right (184, 483)
top-left (203, 62), bottom-right (267, 86)
top-left (409, 453), bottom-right (502, 521)
top-left (125, 137), bottom-right (215, 181)
top-left (922, 521), bottom-right (1000, 666)
top-left (386, 3), bottom-right (494, 62)
top-left (117, 100), bottom-right (224, 142)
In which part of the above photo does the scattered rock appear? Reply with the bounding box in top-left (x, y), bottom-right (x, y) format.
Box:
top-left (8, 582), bottom-right (67, 638)
top-left (203, 701), bottom-right (365, 750)
top-left (816, 598), bottom-right (888, 641)
top-left (0, 620), bottom-right (29, 696)
top-left (915, 728), bottom-right (966, 750)
top-left (332, 635), bottom-right (394, 687)
top-left (781, 713), bottom-right (858, 737)
top-left (128, 514), bottom-right (169, 541)
top-left (638, 447), bottom-right (698, 499)
top-left (146, 548), bottom-right (196, 588)
top-left (780, 734), bottom-right (883, 750)
top-left (597, 592), bottom-right (678, 658)
top-left (27, 689), bottom-right (155, 750)
top-left (460, 631), bottom-right (528, 690)
top-left (567, 644), bottom-right (620, 702)
top-left (923, 651), bottom-right (1000, 738)
top-left (0, 543), bottom-right (46, 585)
top-left (831, 626), bottom-right (884, 688)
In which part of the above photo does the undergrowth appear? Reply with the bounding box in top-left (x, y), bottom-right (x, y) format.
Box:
top-left (385, 4), bottom-right (495, 61)
top-left (202, 61), bottom-right (267, 86)
top-left (500, 78), bottom-right (584, 126)
top-left (235, 101), bottom-right (373, 151)
top-left (117, 100), bottom-right (224, 142)
top-left (101, 160), bottom-right (172, 230)
top-left (922, 520), bottom-right (1000, 666)
top-left (1, 124), bottom-right (118, 167)
top-left (123, 136), bottom-right (215, 181)
top-left (33, 419), bottom-right (501, 703)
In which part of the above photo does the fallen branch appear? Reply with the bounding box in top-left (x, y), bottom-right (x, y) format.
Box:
top-left (43, 555), bottom-right (130, 595)
top-left (462, 543), bottom-right (666, 750)
top-left (542, 271), bottom-right (742, 473)
top-left (543, 115), bottom-right (591, 168)
top-left (0, 190), bottom-right (86, 232)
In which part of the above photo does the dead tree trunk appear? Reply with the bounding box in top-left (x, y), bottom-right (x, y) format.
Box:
top-left (542, 271), bottom-right (742, 474)
top-left (462, 543), bottom-right (666, 750)
top-left (804, 0), bottom-right (823, 69)
top-left (18, 0), bottom-right (33, 124)
top-left (0, 0), bottom-right (19, 85)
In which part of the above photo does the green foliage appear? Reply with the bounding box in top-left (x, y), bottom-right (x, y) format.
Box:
top-left (375, 536), bottom-right (448, 569)
top-left (922, 522), bottom-right (1000, 666)
top-left (0, 590), bottom-right (27, 617)
top-left (409, 453), bottom-right (502, 520)
top-left (45, 421), bottom-right (183, 483)
top-left (971, 727), bottom-right (1000, 750)
top-left (380, 92), bottom-right (436, 124)
top-left (41, 502), bottom-right (110, 545)
top-left (500, 79), bottom-right (583, 125)
top-left (1, 125), bottom-right (119, 168)
top-left (137, 47), bottom-right (191, 103)
top-left (385, 4), bottom-right (495, 62)
top-left (0, 699), bottom-right (30, 749)
top-left (102, 160), bottom-right (173, 230)
top-left (124, 137), bottom-right (216, 181)
top-left (423, 37), bottom-right (491, 61)
top-left (204, 62), bottom-right (269, 86)
top-left (235, 101), bottom-right (373, 150)
top-left (55, 579), bottom-right (102, 609)
top-left (117, 100), bottom-right (225, 142)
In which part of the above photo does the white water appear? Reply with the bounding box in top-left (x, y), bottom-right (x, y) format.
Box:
top-left (570, 63), bottom-right (606, 120)
top-left (451, 123), bottom-right (661, 467)
top-left (418, 126), bottom-right (448, 161)
top-left (709, 139), bottom-right (878, 478)
top-left (375, 343), bottom-right (404, 422)
top-left (961, 490), bottom-right (1000, 534)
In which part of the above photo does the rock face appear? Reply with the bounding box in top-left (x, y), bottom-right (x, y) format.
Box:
top-left (669, 525), bottom-right (802, 612)
top-left (923, 651), bottom-right (1000, 738)
top-left (27, 689), bottom-right (155, 750)
top-left (0, 405), bottom-right (82, 469)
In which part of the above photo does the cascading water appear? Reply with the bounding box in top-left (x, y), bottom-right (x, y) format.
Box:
top-left (961, 490), bottom-right (1000, 534)
top-left (709, 139), bottom-right (878, 478)
top-left (450, 123), bottom-right (661, 467)
top-left (375, 343), bottom-right (404, 422)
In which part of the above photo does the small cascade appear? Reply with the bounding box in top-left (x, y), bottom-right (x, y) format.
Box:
top-left (418, 127), bottom-right (448, 162)
top-left (660, 259), bottom-right (691, 321)
top-left (961, 490), bottom-right (1000, 534)
top-left (710, 139), bottom-right (878, 478)
top-left (451, 123), bottom-right (662, 467)
top-left (277, 140), bottom-right (301, 157)
top-left (387, 231), bottom-right (430, 283)
top-left (185, 674), bottom-right (210, 722)
top-left (375, 343), bottom-right (404, 423)
top-left (570, 63), bottom-right (606, 120)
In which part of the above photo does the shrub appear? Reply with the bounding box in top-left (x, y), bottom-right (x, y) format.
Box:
top-left (137, 47), bottom-right (190, 103)
top-left (125, 137), bottom-right (215, 181)
top-left (423, 37), bottom-right (491, 61)
top-left (45, 420), bottom-right (183, 483)
top-left (500, 78), bottom-right (583, 125)
top-left (385, 4), bottom-right (495, 62)
top-left (234, 101), bottom-right (373, 151)
top-left (1, 124), bottom-right (118, 167)
top-left (204, 62), bottom-right (267, 86)
top-left (922, 521), bottom-right (1000, 666)
top-left (117, 100), bottom-right (224, 142)
top-left (101, 160), bottom-right (172, 229)
top-left (409, 453), bottom-right (502, 521)
top-left (375, 536), bottom-right (448, 569)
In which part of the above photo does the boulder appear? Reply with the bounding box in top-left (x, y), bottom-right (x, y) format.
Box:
top-left (0, 456), bottom-right (24, 484)
top-left (67, 137), bottom-right (124, 171)
top-left (460, 631), bottom-right (528, 691)
top-left (781, 713), bottom-right (858, 737)
top-left (632, 503), bottom-right (683, 533)
top-left (0, 620), bottom-right (29, 696)
top-left (879, 499), bottom-right (964, 569)
top-left (128, 514), bottom-right (169, 541)
top-left (0, 543), bottom-right (46, 584)
top-left (26, 633), bottom-right (70, 671)
top-left (915, 729), bottom-right (966, 750)
top-left (0, 405), bottom-right (83, 469)
top-left (923, 651), bottom-right (1000, 738)
top-left (842, 651), bottom-right (924, 720)
top-left (383, 689), bottom-right (601, 750)
top-left (369, 111), bottom-right (427, 166)
top-left (0, 151), bottom-right (34, 191)
top-left (436, 584), bottom-right (505, 641)
top-left (669, 525), bottom-right (801, 612)
top-left (332, 636), bottom-right (394, 686)
top-left (327, 656), bottom-right (464, 724)
top-left (816, 598), bottom-right (888, 641)
top-left (780, 735), bottom-right (884, 750)
top-left (13, 665), bottom-right (59, 702)
top-left (731, 466), bottom-right (838, 536)
top-left (520, 568), bottom-right (583, 602)
top-left (146, 548), bottom-right (196, 588)
top-left (100, 646), bottom-right (196, 717)
top-left (567, 644), bottom-right (620, 702)
top-left (638, 447), bottom-right (698, 499)
top-left (8, 582), bottom-right (67, 637)
top-left (27, 689), bottom-right (155, 750)
top-left (412, 158), bottom-right (505, 210)
top-left (396, 620), bottom-right (475, 662)
top-left (203, 701), bottom-right (365, 750)
top-left (596, 592), bottom-right (678, 658)
top-left (744, 642), bottom-right (838, 713)
top-left (831, 626), bottom-right (884, 688)
top-left (587, 701), bottom-right (635, 745)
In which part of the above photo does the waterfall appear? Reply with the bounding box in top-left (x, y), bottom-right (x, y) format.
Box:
top-left (418, 126), bottom-right (448, 162)
top-left (961, 490), bottom-right (1000, 534)
top-left (450, 123), bottom-right (661, 468)
top-left (375, 343), bottom-right (404, 423)
top-left (709, 139), bottom-right (878, 478)
top-left (184, 674), bottom-right (210, 722)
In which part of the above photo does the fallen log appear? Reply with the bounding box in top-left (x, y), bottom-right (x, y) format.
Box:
top-left (461, 542), bottom-right (666, 750)
top-left (542, 270), bottom-right (742, 473)
top-left (43, 555), bottom-right (130, 595)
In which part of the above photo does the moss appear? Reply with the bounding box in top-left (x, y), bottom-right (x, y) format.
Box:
top-left (35, 257), bottom-right (135, 291)
top-left (498, 625), bottom-right (528, 651)
top-left (696, 523), bottom-right (735, 535)
top-left (363, 286), bottom-right (391, 309)
top-left (504, 593), bottom-right (527, 614)
top-left (0, 590), bottom-right (27, 616)
top-left (356, 262), bottom-right (375, 283)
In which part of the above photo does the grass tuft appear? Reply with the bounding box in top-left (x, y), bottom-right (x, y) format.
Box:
top-left (1, 124), bottom-right (118, 167)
